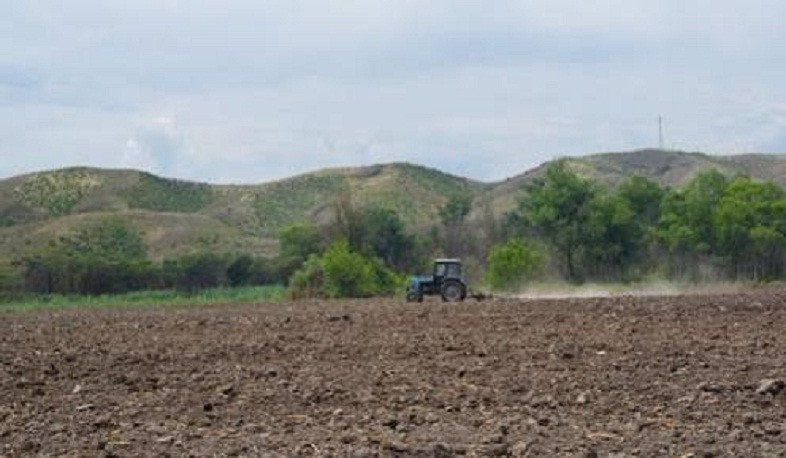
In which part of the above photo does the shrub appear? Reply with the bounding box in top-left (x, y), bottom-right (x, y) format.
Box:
top-left (174, 253), bottom-right (228, 292)
top-left (227, 254), bottom-right (254, 287)
top-left (288, 255), bottom-right (325, 299)
top-left (278, 223), bottom-right (323, 262)
top-left (288, 240), bottom-right (398, 298)
top-left (322, 240), bottom-right (376, 298)
top-left (485, 238), bottom-right (544, 291)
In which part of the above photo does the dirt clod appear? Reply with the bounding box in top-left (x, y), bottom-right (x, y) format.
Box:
top-left (755, 379), bottom-right (784, 396)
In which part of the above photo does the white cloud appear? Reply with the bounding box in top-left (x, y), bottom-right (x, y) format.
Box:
top-left (1, 1), bottom-right (786, 182)
top-left (122, 138), bottom-right (156, 171)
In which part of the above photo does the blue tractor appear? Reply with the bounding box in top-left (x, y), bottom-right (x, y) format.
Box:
top-left (406, 258), bottom-right (468, 302)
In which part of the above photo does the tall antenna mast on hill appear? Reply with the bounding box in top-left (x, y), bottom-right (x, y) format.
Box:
top-left (658, 115), bottom-right (664, 150)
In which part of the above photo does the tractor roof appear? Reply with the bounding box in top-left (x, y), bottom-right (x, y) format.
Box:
top-left (435, 258), bottom-right (461, 263)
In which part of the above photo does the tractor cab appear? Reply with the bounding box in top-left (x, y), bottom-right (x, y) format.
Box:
top-left (406, 258), bottom-right (467, 302)
top-left (433, 258), bottom-right (463, 289)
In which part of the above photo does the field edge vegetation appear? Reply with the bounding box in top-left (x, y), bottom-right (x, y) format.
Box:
top-left (5, 154), bottom-right (786, 307)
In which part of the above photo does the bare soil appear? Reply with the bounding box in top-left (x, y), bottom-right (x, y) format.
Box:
top-left (1, 292), bottom-right (785, 456)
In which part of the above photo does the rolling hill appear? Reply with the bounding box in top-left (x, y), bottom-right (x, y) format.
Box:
top-left (2, 149), bottom-right (785, 262)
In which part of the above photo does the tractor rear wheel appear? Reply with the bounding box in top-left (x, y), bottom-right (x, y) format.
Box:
top-left (441, 281), bottom-right (464, 302)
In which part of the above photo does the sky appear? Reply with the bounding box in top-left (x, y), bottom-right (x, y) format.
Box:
top-left (1, 1), bottom-right (785, 183)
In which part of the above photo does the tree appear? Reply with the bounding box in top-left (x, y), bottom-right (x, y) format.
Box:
top-left (278, 223), bottom-right (322, 262)
top-left (661, 169), bottom-right (729, 254)
top-left (355, 207), bottom-right (414, 270)
top-left (317, 195), bottom-right (416, 272)
top-left (683, 169), bottom-right (728, 253)
top-left (227, 254), bottom-right (254, 287)
top-left (330, 188), bottom-right (363, 250)
top-left (439, 192), bottom-right (473, 257)
top-left (175, 253), bottom-right (228, 292)
top-left (582, 193), bottom-right (640, 280)
top-left (485, 238), bottom-right (544, 290)
top-left (714, 177), bottom-right (786, 278)
top-left (618, 175), bottom-right (664, 228)
top-left (518, 160), bottom-right (596, 281)
top-left (750, 226), bottom-right (786, 279)
top-left (275, 222), bottom-right (324, 284)
top-left (21, 217), bottom-right (154, 295)
top-left (439, 192), bottom-right (472, 226)
top-left (658, 190), bottom-right (696, 254)
top-left (657, 170), bottom-right (730, 279)
top-left (60, 217), bottom-right (146, 262)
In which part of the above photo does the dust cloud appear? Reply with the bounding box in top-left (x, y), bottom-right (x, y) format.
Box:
top-left (511, 281), bottom-right (747, 300)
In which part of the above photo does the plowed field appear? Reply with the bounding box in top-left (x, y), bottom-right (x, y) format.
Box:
top-left (1, 292), bottom-right (785, 456)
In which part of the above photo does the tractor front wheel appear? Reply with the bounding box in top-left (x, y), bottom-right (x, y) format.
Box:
top-left (441, 281), bottom-right (465, 302)
top-left (406, 291), bottom-right (422, 302)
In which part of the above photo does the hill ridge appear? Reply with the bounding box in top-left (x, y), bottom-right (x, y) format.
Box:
top-left (2, 149), bottom-right (786, 261)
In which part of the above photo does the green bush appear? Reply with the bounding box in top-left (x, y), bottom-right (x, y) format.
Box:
top-left (366, 256), bottom-right (403, 295)
top-left (278, 223), bottom-right (323, 262)
top-left (61, 217), bottom-right (147, 261)
top-left (227, 254), bottom-right (254, 287)
top-left (288, 255), bottom-right (325, 299)
top-left (174, 253), bottom-right (228, 292)
top-left (288, 240), bottom-right (398, 299)
top-left (485, 238), bottom-right (544, 291)
top-left (322, 240), bottom-right (377, 298)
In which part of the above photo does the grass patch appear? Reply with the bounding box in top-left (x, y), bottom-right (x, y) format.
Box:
top-left (253, 173), bottom-right (348, 234)
top-left (125, 173), bottom-right (215, 212)
top-left (398, 163), bottom-right (476, 197)
top-left (0, 285), bottom-right (287, 312)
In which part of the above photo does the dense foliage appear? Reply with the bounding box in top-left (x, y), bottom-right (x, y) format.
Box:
top-left (515, 161), bottom-right (596, 281)
top-left (504, 161), bottom-right (786, 285)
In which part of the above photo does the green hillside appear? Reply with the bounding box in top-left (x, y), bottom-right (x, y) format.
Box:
top-left (2, 150), bottom-right (785, 263)
top-left (0, 162), bottom-right (482, 262)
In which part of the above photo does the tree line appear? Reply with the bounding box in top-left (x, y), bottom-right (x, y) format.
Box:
top-left (3, 162), bottom-right (786, 299)
top-left (5, 218), bottom-right (292, 296)
top-left (491, 161), bottom-right (786, 289)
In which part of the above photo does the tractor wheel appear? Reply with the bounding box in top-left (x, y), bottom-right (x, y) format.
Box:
top-left (406, 291), bottom-right (421, 302)
top-left (441, 281), bottom-right (465, 302)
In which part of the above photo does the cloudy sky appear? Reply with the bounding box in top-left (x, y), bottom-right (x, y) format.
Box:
top-left (1, 1), bottom-right (785, 183)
